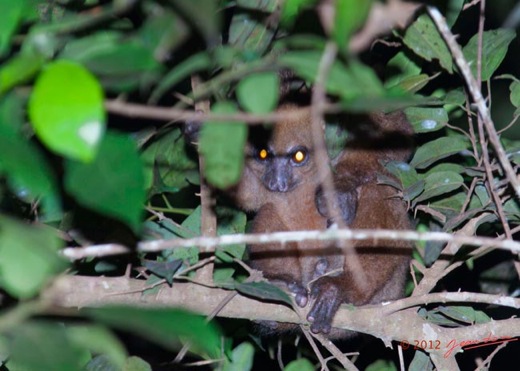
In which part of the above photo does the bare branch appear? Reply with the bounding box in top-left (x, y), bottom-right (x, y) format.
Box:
top-left (427, 7), bottom-right (520, 201)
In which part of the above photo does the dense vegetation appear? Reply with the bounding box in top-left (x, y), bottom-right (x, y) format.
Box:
top-left (1, 0), bottom-right (520, 370)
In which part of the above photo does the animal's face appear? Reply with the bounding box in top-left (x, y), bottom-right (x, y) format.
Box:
top-left (246, 107), bottom-right (317, 193)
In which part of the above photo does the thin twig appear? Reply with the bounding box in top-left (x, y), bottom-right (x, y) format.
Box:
top-left (62, 226), bottom-right (520, 261)
top-left (301, 327), bottom-right (329, 371)
top-left (428, 7), bottom-right (520, 201)
top-left (310, 41), bottom-right (367, 289)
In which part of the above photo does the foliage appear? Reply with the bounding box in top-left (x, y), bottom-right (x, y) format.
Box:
top-left (0, 0), bottom-right (520, 369)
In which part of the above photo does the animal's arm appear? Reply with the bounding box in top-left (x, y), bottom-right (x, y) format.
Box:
top-left (308, 183), bottom-right (412, 334)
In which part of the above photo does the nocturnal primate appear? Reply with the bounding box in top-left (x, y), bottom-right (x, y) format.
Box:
top-left (185, 103), bottom-right (413, 336)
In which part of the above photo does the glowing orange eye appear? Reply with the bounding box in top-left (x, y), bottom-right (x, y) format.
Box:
top-left (258, 149), bottom-right (269, 160)
top-left (293, 150), bottom-right (306, 163)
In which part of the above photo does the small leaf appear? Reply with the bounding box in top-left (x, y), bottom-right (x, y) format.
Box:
top-left (414, 171), bottom-right (463, 203)
top-left (149, 53), bottom-right (211, 103)
top-left (284, 358), bottom-right (315, 371)
top-left (144, 259), bottom-right (182, 285)
top-left (236, 281), bottom-right (293, 306)
top-left (199, 102), bottom-right (247, 189)
top-left (237, 72), bottom-right (279, 113)
top-left (403, 15), bottom-right (453, 73)
top-left (333, 0), bottom-right (372, 48)
top-left (366, 360), bottom-right (397, 371)
top-left (410, 136), bottom-right (469, 169)
top-left (221, 342), bottom-right (255, 371)
top-left (384, 161), bottom-right (419, 189)
top-left (409, 350), bottom-right (434, 371)
top-left (0, 51), bottom-right (45, 95)
top-left (509, 80), bottom-right (520, 108)
top-left (0, 216), bottom-right (67, 299)
top-left (405, 107), bottom-right (448, 133)
top-left (463, 29), bottom-right (516, 82)
top-left (29, 60), bottom-right (106, 161)
top-left (65, 132), bottom-right (145, 232)
top-left (280, 0), bottom-right (317, 27)
top-left (86, 307), bottom-right (221, 359)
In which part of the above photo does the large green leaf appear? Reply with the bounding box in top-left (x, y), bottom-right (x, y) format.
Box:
top-left (0, 124), bottom-right (61, 220)
top-left (0, 0), bottom-right (26, 57)
top-left (403, 15), bottom-right (453, 73)
top-left (65, 132), bottom-right (145, 232)
top-left (29, 60), bottom-right (106, 162)
top-left (280, 0), bottom-right (317, 27)
top-left (61, 35), bottom-right (162, 92)
top-left (333, 0), bottom-right (372, 48)
top-left (413, 171), bottom-right (464, 204)
top-left (404, 107), bottom-right (448, 133)
top-left (237, 72), bottom-right (279, 113)
top-left (0, 216), bottom-right (66, 299)
top-left (463, 29), bottom-right (516, 82)
top-left (410, 136), bottom-right (469, 169)
top-left (284, 359), bottom-right (315, 371)
top-left (7, 322), bottom-right (90, 371)
top-left (230, 0), bottom-right (277, 55)
top-left (199, 102), bottom-right (247, 189)
top-left (86, 307), bottom-right (221, 359)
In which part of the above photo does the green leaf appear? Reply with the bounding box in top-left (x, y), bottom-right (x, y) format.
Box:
top-left (366, 359), bottom-right (397, 371)
top-left (65, 132), bottom-right (145, 232)
top-left (403, 15), bottom-right (453, 73)
top-left (0, 124), bottom-right (61, 220)
top-left (124, 357), bottom-right (152, 371)
top-left (410, 136), bottom-right (469, 169)
top-left (284, 358), bottom-right (315, 371)
top-left (237, 72), bottom-right (279, 113)
top-left (509, 80), bottom-right (520, 109)
top-left (333, 0), bottom-right (372, 48)
top-left (29, 60), bottom-right (106, 162)
top-left (0, 0), bottom-right (26, 57)
top-left (86, 307), bottom-right (221, 359)
top-left (0, 51), bottom-right (45, 96)
top-left (280, 0), bottom-right (317, 27)
top-left (438, 305), bottom-right (490, 324)
top-left (141, 128), bottom-right (198, 192)
top-left (143, 259), bottom-right (182, 285)
top-left (414, 171), bottom-right (464, 203)
top-left (149, 53), bottom-right (211, 104)
top-left (7, 321), bottom-right (89, 371)
top-left (0, 216), bottom-right (66, 299)
top-left (280, 51), bottom-right (384, 100)
top-left (409, 350), bottom-right (434, 371)
top-left (404, 107), bottom-right (448, 133)
top-left (384, 161), bottom-right (419, 189)
top-left (199, 102), bottom-right (247, 189)
top-left (61, 35), bottom-right (162, 92)
top-left (230, 1), bottom-right (277, 55)
top-left (463, 29), bottom-right (516, 82)
top-left (67, 325), bottom-right (127, 369)
top-left (138, 7), bottom-right (189, 61)
top-left (236, 281), bottom-right (293, 306)
top-left (172, 0), bottom-right (222, 46)
top-left (221, 342), bottom-right (254, 371)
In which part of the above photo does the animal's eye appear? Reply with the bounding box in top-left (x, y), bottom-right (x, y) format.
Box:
top-left (258, 148), bottom-right (269, 160)
top-left (292, 149), bottom-right (306, 164)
